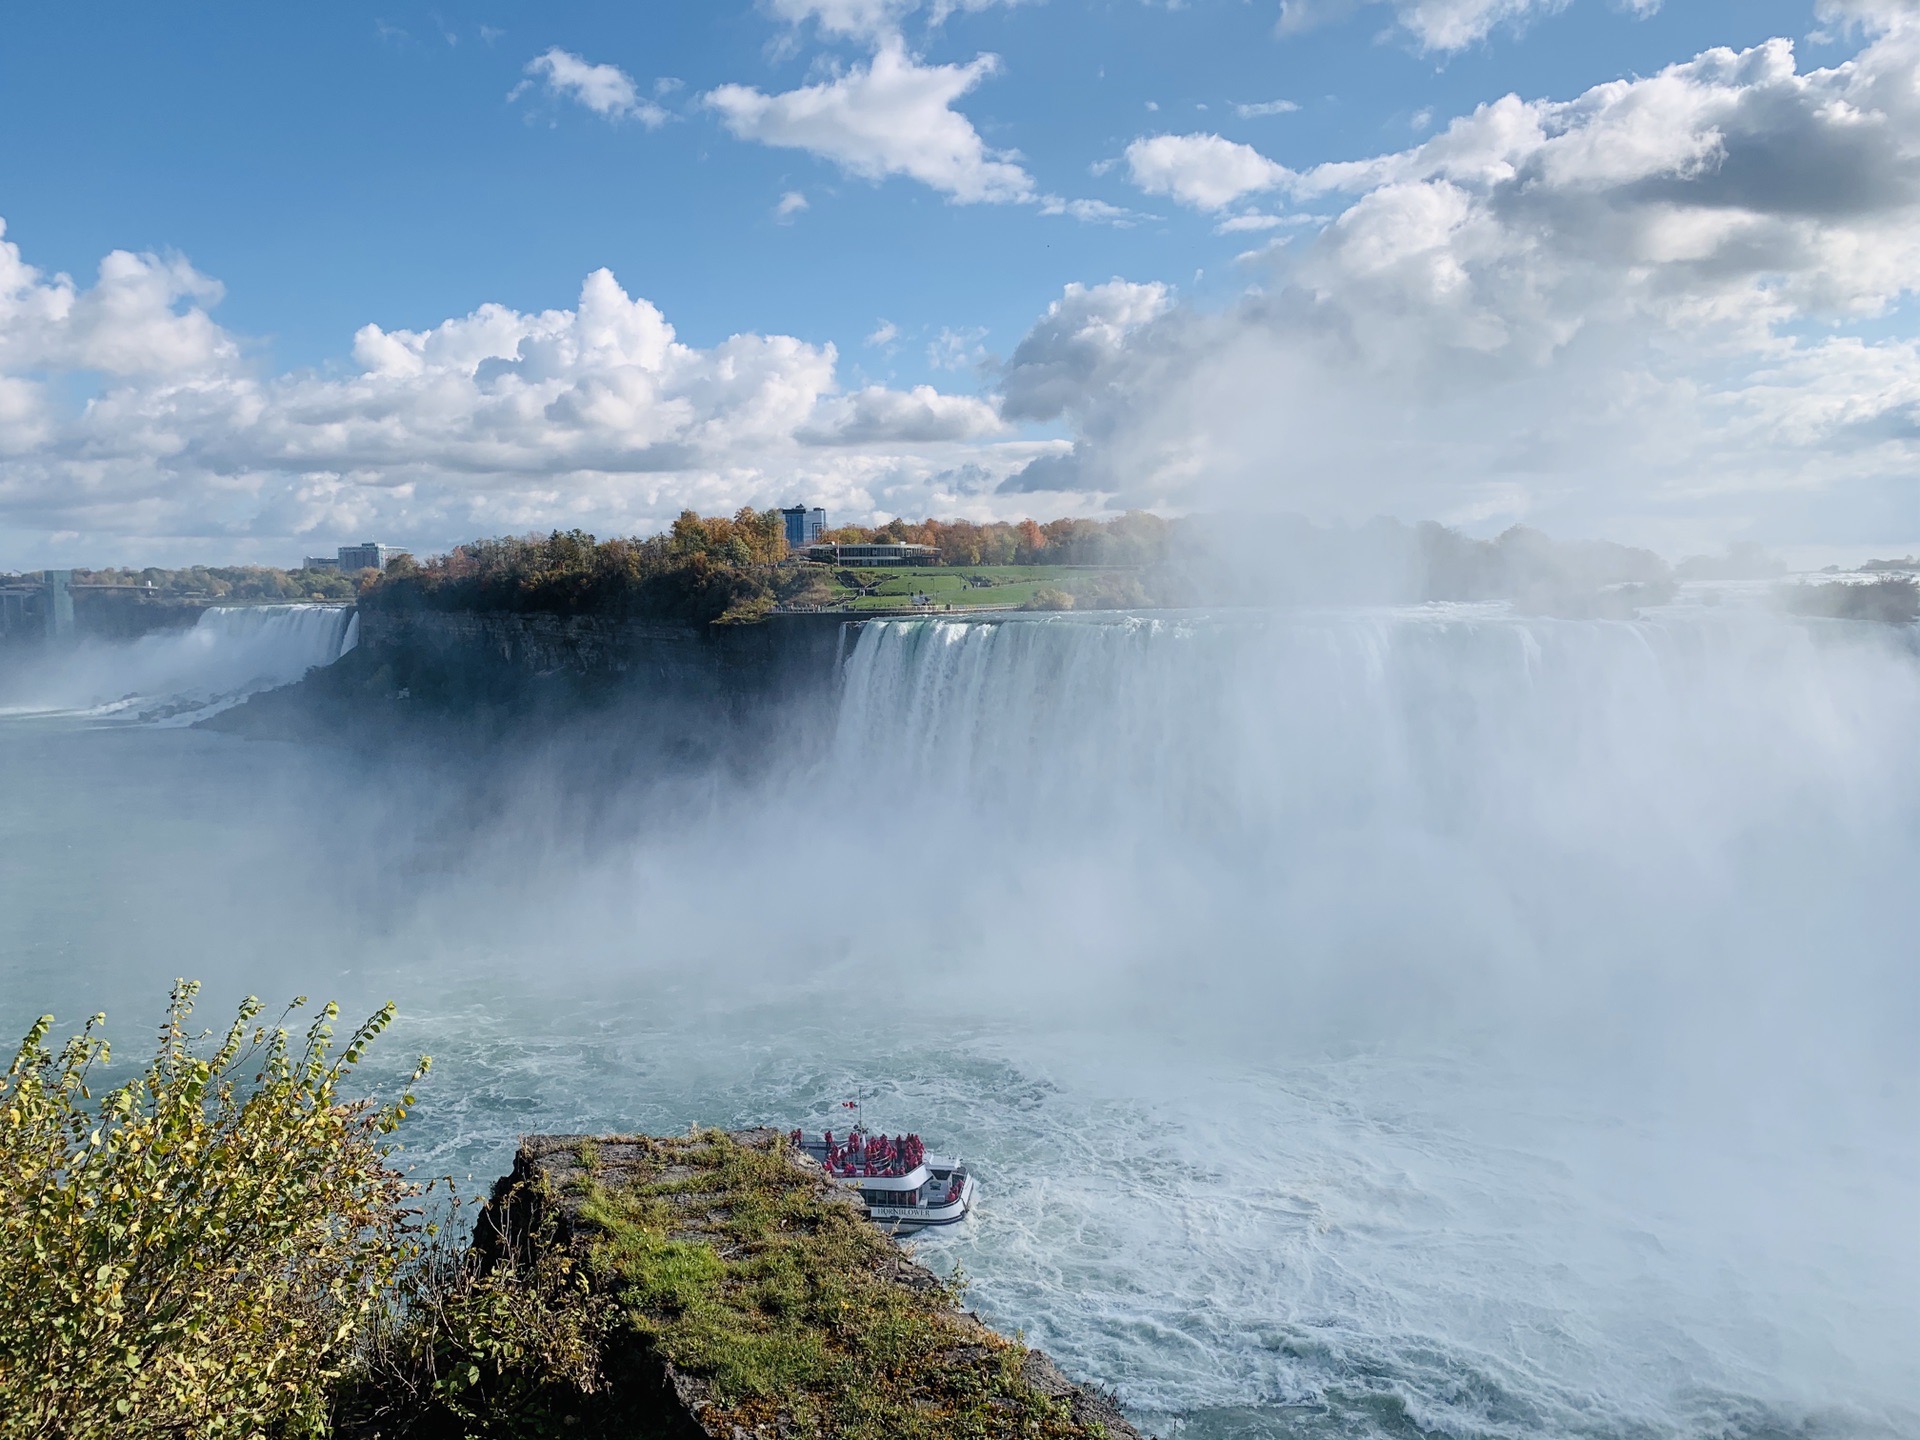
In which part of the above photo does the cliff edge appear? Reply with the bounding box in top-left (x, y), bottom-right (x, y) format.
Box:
top-left (473, 1129), bottom-right (1146, 1440)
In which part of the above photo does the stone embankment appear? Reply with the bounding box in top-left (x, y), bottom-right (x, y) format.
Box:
top-left (477, 1129), bottom-right (1146, 1440)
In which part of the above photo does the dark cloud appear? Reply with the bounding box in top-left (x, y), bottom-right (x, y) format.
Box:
top-left (997, 450), bottom-right (1083, 493)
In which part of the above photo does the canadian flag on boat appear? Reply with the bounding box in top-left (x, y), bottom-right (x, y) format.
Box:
top-left (842, 1100), bottom-right (858, 1109)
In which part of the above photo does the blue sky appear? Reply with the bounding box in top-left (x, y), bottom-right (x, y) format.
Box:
top-left (1, 0), bottom-right (1823, 374)
top-left (1, 0), bottom-right (1916, 565)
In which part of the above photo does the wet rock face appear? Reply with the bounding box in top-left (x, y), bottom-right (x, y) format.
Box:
top-left (212, 608), bottom-right (852, 756)
top-left (482, 1130), bottom-right (1149, 1440)
top-left (355, 608), bottom-right (851, 693)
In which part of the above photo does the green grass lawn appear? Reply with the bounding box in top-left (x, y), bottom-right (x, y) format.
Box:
top-left (819, 565), bottom-right (1093, 611)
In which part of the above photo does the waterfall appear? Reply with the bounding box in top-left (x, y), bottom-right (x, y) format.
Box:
top-left (836, 607), bottom-right (1919, 826)
top-left (0, 603), bottom-right (358, 721)
top-left (829, 607), bottom-right (1920, 1042)
top-left (185, 603), bottom-right (358, 681)
top-left (817, 607), bottom-right (1920, 1434)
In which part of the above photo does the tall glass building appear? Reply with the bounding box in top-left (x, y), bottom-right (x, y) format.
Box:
top-left (780, 506), bottom-right (828, 551)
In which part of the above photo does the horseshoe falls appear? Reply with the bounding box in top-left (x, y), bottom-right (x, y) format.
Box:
top-left (818, 611), bottom-right (1920, 1437)
top-left (1, 604), bottom-right (1915, 1440)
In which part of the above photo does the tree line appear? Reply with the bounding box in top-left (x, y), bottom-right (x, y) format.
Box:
top-left (359, 510), bottom-right (1177, 624)
top-left (68, 565), bottom-right (362, 602)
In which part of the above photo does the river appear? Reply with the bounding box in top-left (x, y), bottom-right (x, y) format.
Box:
top-left (2, 602), bottom-right (1916, 1438)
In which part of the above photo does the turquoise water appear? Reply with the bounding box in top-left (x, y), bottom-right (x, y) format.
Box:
top-left (3, 607), bottom-right (1918, 1438)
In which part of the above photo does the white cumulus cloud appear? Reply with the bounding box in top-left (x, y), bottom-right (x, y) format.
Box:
top-left (801, 383), bottom-right (1005, 443)
top-left (1002, 24), bottom-right (1920, 548)
top-left (1276, 0), bottom-right (1664, 54)
top-left (766, 0), bottom-right (912, 38)
top-left (705, 38), bottom-right (1033, 203)
top-left (0, 233), bottom-right (1030, 564)
top-left (519, 48), bottom-right (668, 125)
top-left (1125, 133), bottom-right (1294, 210)
top-left (1817, 0), bottom-right (1920, 27)
top-left (999, 280), bottom-right (1173, 423)
top-left (0, 223), bottom-right (233, 378)
top-left (764, 0), bottom-right (1032, 42)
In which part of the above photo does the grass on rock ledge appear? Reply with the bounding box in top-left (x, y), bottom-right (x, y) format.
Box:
top-left (570, 1130), bottom-right (1108, 1440)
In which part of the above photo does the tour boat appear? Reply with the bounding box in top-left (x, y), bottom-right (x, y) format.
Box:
top-left (790, 1126), bottom-right (977, 1232)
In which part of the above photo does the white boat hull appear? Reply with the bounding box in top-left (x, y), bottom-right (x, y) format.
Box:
top-left (866, 1173), bottom-right (977, 1232)
top-left (790, 1130), bottom-right (978, 1231)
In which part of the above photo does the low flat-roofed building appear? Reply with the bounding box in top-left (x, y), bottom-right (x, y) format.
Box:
top-left (806, 542), bottom-right (937, 566)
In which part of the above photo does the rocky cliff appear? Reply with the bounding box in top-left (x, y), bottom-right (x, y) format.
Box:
top-left (471, 1129), bottom-right (1147, 1440)
top-left (210, 608), bottom-right (855, 750)
top-left (355, 607), bottom-right (851, 700)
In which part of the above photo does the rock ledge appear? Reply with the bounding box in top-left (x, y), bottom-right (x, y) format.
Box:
top-left (478, 1130), bottom-right (1147, 1440)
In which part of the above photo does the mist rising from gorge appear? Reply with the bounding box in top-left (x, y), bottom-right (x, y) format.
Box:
top-left (3, 550), bottom-right (1918, 1437)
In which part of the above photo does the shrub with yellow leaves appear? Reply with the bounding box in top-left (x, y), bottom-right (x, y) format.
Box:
top-left (0, 980), bottom-right (429, 1440)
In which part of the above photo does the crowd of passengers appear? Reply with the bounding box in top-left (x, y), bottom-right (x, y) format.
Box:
top-left (794, 1129), bottom-right (927, 1178)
